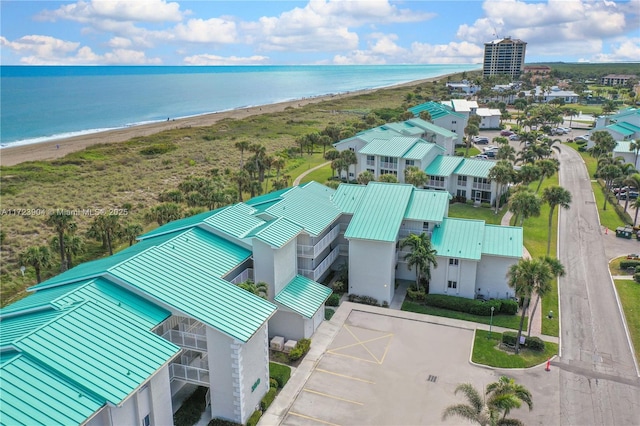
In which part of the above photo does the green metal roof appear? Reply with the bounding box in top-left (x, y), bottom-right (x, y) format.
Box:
top-left (109, 247), bottom-right (276, 342)
top-left (345, 182), bottom-right (414, 242)
top-left (381, 122), bottom-right (424, 136)
top-left (156, 228), bottom-right (251, 278)
top-left (1, 281), bottom-right (89, 315)
top-left (406, 118), bottom-right (458, 138)
top-left (404, 190), bottom-right (449, 222)
top-left (454, 158), bottom-right (496, 178)
top-left (1, 309), bottom-right (63, 347)
top-left (431, 218), bottom-right (485, 260)
top-left (13, 300), bottom-right (180, 405)
top-left (245, 187), bottom-right (291, 207)
top-left (139, 208), bottom-right (223, 240)
top-left (299, 181), bottom-right (336, 199)
top-left (609, 108), bottom-right (639, 120)
top-left (359, 136), bottom-right (418, 158)
top-left (275, 275), bottom-right (332, 319)
top-left (408, 102), bottom-right (466, 120)
top-left (250, 217), bottom-right (302, 248)
top-left (204, 203), bottom-right (264, 238)
top-left (614, 141), bottom-right (635, 154)
top-left (266, 186), bottom-right (342, 237)
top-left (607, 122), bottom-right (640, 136)
top-left (331, 184), bottom-right (367, 214)
top-left (403, 142), bottom-right (442, 160)
top-left (482, 225), bottom-right (523, 258)
top-left (1, 353), bottom-right (104, 425)
top-left (425, 155), bottom-right (464, 177)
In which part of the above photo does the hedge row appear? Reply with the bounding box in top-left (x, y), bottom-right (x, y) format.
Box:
top-left (174, 386), bottom-right (208, 426)
top-left (325, 293), bottom-right (341, 307)
top-left (260, 387), bottom-right (277, 411)
top-left (208, 419), bottom-right (241, 426)
top-left (288, 338), bottom-right (311, 361)
top-left (246, 410), bottom-right (262, 426)
top-left (502, 331), bottom-right (546, 351)
top-left (269, 362), bottom-right (291, 388)
top-left (620, 260), bottom-right (640, 269)
top-left (424, 294), bottom-right (517, 316)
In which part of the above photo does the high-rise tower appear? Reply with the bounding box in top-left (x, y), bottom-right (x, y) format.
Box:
top-left (483, 37), bottom-right (527, 78)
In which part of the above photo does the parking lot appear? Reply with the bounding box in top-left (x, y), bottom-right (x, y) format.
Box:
top-left (273, 306), bottom-right (559, 426)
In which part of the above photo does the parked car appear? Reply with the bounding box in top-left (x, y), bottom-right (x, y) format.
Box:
top-left (500, 130), bottom-right (514, 136)
top-left (614, 186), bottom-right (630, 194)
top-left (574, 135), bottom-right (590, 142)
top-left (551, 128), bottom-right (567, 135)
top-left (483, 145), bottom-right (497, 152)
top-left (620, 191), bottom-right (639, 200)
top-left (474, 154), bottom-right (489, 160)
top-left (473, 136), bottom-right (490, 144)
top-left (508, 134), bottom-right (520, 141)
top-left (626, 253), bottom-right (640, 260)
top-left (485, 151), bottom-right (496, 158)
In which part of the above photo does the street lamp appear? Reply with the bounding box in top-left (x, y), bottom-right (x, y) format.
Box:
top-left (488, 306), bottom-right (495, 339)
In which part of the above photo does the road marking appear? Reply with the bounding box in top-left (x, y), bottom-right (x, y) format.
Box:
top-left (325, 350), bottom-right (380, 364)
top-left (303, 388), bottom-right (364, 405)
top-left (315, 368), bottom-right (376, 384)
top-left (288, 411), bottom-right (341, 426)
top-left (327, 325), bottom-right (393, 364)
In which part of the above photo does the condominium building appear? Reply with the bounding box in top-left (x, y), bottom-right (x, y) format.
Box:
top-left (483, 37), bottom-right (527, 78)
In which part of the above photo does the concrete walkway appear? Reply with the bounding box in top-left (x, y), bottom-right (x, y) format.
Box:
top-left (292, 161), bottom-right (330, 186)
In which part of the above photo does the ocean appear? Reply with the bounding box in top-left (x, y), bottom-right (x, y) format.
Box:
top-left (0, 65), bottom-right (478, 148)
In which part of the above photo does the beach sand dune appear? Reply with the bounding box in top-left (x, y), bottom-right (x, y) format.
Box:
top-left (0, 75), bottom-right (452, 167)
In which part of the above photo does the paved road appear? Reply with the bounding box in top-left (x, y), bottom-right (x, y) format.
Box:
top-left (556, 144), bottom-right (640, 425)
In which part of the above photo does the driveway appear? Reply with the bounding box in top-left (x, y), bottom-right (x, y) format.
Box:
top-left (556, 144), bottom-right (640, 425)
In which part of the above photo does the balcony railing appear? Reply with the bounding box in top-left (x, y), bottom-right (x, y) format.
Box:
top-left (299, 246), bottom-right (340, 281)
top-left (297, 226), bottom-right (340, 258)
top-left (170, 363), bottom-right (210, 386)
top-left (230, 268), bottom-right (253, 284)
top-left (472, 182), bottom-right (491, 191)
top-left (428, 180), bottom-right (445, 188)
top-left (162, 329), bottom-right (208, 352)
top-left (366, 159), bottom-right (375, 166)
top-left (380, 161), bottom-right (398, 170)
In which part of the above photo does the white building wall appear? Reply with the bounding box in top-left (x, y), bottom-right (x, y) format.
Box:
top-left (253, 239), bottom-right (296, 301)
top-left (268, 308), bottom-right (305, 340)
top-left (475, 256), bottom-right (518, 300)
top-left (108, 393), bottom-right (138, 426)
top-left (149, 364), bottom-right (173, 426)
top-left (430, 259), bottom-right (477, 299)
top-left (348, 239), bottom-right (395, 304)
top-left (206, 328), bottom-right (237, 423)
top-left (239, 324), bottom-right (270, 424)
top-left (85, 408), bottom-right (110, 426)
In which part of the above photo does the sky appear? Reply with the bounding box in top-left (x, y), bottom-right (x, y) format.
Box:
top-left (1, 0), bottom-right (639, 66)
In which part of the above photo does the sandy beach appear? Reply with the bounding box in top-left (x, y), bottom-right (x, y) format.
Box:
top-left (0, 74), bottom-right (454, 167)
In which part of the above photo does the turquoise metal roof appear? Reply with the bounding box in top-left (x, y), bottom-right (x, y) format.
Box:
top-left (109, 247), bottom-right (276, 342)
top-left (204, 203), bottom-right (264, 238)
top-left (425, 155), bottom-right (464, 177)
top-left (614, 141), bottom-right (634, 154)
top-left (408, 102), bottom-right (466, 120)
top-left (482, 225), bottom-right (523, 258)
top-left (406, 118), bottom-right (458, 138)
top-left (331, 184), bottom-right (367, 214)
top-left (250, 217), bottom-right (302, 248)
top-left (275, 275), bottom-right (332, 319)
top-left (245, 187), bottom-right (291, 207)
top-left (13, 301), bottom-right (180, 405)
top-left (266, 186), bottom-right (342, 237)
top-left (431, 218), bottom-right (485, 260)
top-left (454, 158), bottom-right (496, 178)
top-left (0, 281), bottom-right (89, 315)
top-left (156, 228), bottom-right (251, 277)
top-left (299, 181), bottom-right (336, 199)
top-left (403, 142), bottom-right (442, 160)
top-left (381, 122), bottom-right (424, 136)
top-left (607, 122), bottom-right (640, 136)
top-left (1, 353), bottom-right (104, 425)
top-left (345, 182), bottom-right (414, 242)
top-left (359, 136), bottom-right (418, 158)
top-left (1, 309), bottom-right (63, 347)
top-left (140, 208), bottom-right (222, 240)
top-left (404, 190), bottom-right (449, 222)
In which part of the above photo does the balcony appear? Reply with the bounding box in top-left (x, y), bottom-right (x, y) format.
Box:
top-left (366, 159), bottom-right (375, 166)
top-left (163, 329), bottom-right (208, 352)
top-left (170, 363), bottom-right (210, 386)
top-left (230, 268), bottom-right (253, 284)
top-left (297, 226), bottom-right (340, 258)
top-left (472, 182), bottom-right (492, 191)
top-left (299, 246), bottom-right (340, 281)
top-left (428, 180), bottom-right (445, 188)
top-left (380, 161), bottom-right (398, 170)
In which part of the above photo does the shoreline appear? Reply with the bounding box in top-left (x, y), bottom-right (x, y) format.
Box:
top-left (0, 73), bottom-right (460, 167)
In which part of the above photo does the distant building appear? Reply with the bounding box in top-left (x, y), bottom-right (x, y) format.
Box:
top-left (600, 74), bottom-right (637, 86)
top-left (446, 80), bottom-right (480, 95)
top-left (527, 86), bottom-right (579, 104)
top-left (483, 37), bottom-right (527, 78)
top-left (523, 65), bottom-right (551, 75)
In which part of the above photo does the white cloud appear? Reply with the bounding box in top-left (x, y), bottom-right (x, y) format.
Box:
top-left (409, 41), bottom-right (484, 64)
top-left (0, 34), bottom-right (160, 65)
top-left (107, 36), bottom-right (132, 48)
top-left (38, 0), bottom-right (184, 23)
top-left (171, 18), bottom-right (238, 43)
top-left (183, 54), bottom-right (270, 65)
top-left (590, 38), bottom-right (640, 62)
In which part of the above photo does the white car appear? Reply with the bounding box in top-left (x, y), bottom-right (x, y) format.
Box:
top-left (483, 145), bottom-right (497, 152)
top-left (574, 135), bottom-right (589, 142)
top-left (509, 134), bottom-right (520, 141)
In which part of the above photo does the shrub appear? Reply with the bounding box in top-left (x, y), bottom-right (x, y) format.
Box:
top-left (499, 299), bottom-right (518, 315)
top-left (332, 280), bottom-right (346, 293)
top-left (525, 336), bottom-right (545, 351)
top-left (246, 410), bottom-right (262, 426)
top-left (208, 419), bottom-right (241, 426)
top-left (620, 260), bottom-right (640, 269)
top-left (469, 299), bottom-right (502, 316)
top-left (502, 331), bottom-right (517, 346)
top-left (424, 294), bottom-right (516, 317)
top-left (173, 386), bottom-right (207, 426)
top-left (466, 199), bottom-right (475, 205)
top-left (139, 143), bottom-right (177, 156)
top-left (407, 287), bottom-right (426, 301)
top-left (269, 362), bottom-right (291, 388)
top-left (269, 378), bottom-right (279, 389)
top-left (325, 308), bottom-right (335, 320)
top-left (347, 294), bottom-right (379, 306)
top-left (288, 338), bottom-right (311, 362)
top-left (480, 202), bottom-right (491, 209)
top-left (260, 387), bottom-right (277, 411)
top-left (325, 293), bottom-right (340, 307)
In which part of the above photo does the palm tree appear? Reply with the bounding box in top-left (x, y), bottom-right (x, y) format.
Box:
top-left (378, 173), bottom-right (398, 183)
top-left (622, 173), bottom-right (640, 212)
top-left (51, 234), bottom-right (84, 270)
top-left (357, 170), bottom-right (375, 185)
top-left (486, 376), bottom-right (533, 420)
top-left (542, 186), bottom-right (572, 255)
top-left (496, 145), bottom-right (516, 163)
top-left (237, 280), bottom-right (268, 299)
top-left (87, 214), bottom-right (121, 255)
top-left (45, 212), bottom-right (76, 272)
top-left (144, 203), bottom-right (182, 226)
top-left (234, 140), bottom-right (250, 167)
top-left (464, 124), bottom-right (479, 157)
top-left (232, 169), bottom-right (251, 202)
top-left (400, 233), bottom-right (437, 293)
top-left (419, 111), bottom-right (432, 122)
top-left (598, 164), bottom-right (622, 210)
top-left (19, 245), bottom-right (52, 283)
top-left (633, 198), bottom-right (640, 226)
top-left (442, 383), bottom-right (498, 426)
top-left (630, 140), bottom-right (640, 169)
top-left (120, 223), bottom-right (143, 247)
top-left (507, 259), bottom-right (553, 353)
top-left (508, 189), bottom-right (541, 227)
top-left (526, 257), bottom-right (565, 337)
top-left (340, 150), bottom-right (358, 181)
top-left (488, 161), bottom-right (514, 214)
top-left (535, 159), bottom-right (559, 193)
top-left (517, 164), bottom-right (542, 187)
top-left (404, 166), bottom-right (428, 188)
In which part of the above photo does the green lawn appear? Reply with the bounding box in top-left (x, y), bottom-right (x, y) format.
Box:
top-left (402, 300), bottom-right (526, 331)
top-left (472, 330), bottom-right (558, 368)
top-left (591, 181), bottom-right (626, 230)
top-left (455, 147), bottom-right (481, 157)
top-left (447, 202), bottom-right (505, 225)
top-left (614, 279), bottom-right (640, 365)
top-left (300, 162), bottom-right (333, 185)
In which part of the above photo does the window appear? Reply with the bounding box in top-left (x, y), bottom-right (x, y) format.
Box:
top-left (452, 120), bottom-right (457, 124)
top-left (422, 222), bottom-right (429, 232)
top-left (449, 258), bottom-right (459, 266)
top-left (349, 147), bottom-right (355, 152)
top-left (366, 155), bottom-right (375, 166)
top-left (405, 159), bottom-right (415, 166)
top-left (447, 281), bottom-right (457, 289)
top-left (142, 415), bottom-right (150, 426)
top-left (367, 168), bottom-right (375, 174)
top-left (456, 189), bottom-right (467, 199)
top-left (457, 175), bottom-right (467, 186)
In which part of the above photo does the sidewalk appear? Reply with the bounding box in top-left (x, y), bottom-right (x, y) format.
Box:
top-left (292, 161), bottom-right (330, 186)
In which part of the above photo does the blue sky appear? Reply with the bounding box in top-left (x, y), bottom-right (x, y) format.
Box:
top-left (1, 0), bottom-right (638, 65)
